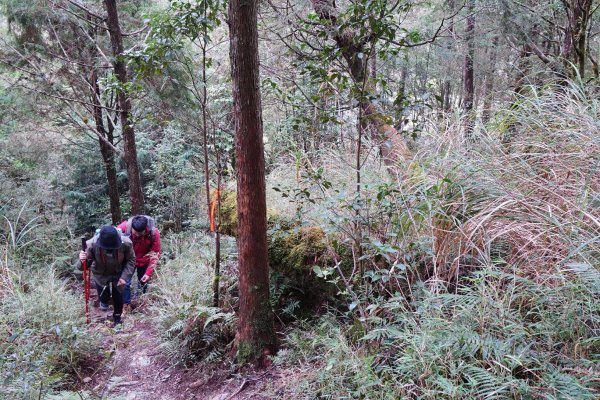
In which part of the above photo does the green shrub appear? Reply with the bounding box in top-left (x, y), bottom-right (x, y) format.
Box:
top-left (152, 231), bottom-right (237, 366)
top-left (268, 222), bottom-right (340, 319)
top-left (158, 303), bottom-right (236, 367)
top-left (271, 315), bottom-right (396, 399)
top-left (269, 267), bottom-right (599, 399)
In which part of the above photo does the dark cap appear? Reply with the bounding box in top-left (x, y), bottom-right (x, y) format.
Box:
top-left (96, 225), bottom-right (122, 250)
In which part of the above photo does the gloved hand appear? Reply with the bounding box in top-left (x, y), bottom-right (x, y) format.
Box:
top-left (140, 274), bottom-right (150, 283)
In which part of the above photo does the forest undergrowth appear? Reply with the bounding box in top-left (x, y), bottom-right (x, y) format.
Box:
top-left (0, 85), bottom-right (599, 399)
top-left (260, 84), bottom-right (600, 399)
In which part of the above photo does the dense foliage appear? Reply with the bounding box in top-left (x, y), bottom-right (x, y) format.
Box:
top-left (0, 0), bottom-right (599, 398)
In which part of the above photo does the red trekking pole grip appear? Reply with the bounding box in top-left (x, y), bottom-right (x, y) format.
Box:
top-left (81, 237), bottom-right (90, 324)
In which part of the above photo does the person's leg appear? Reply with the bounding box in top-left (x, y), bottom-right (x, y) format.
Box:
top-left (96, 282), bottom-right (109, 310)
top-left (137, 265), bottom-right (149, 294)
top-left (112, 282), bottom-right (124, 324)
top-left (123, 276), bottom-right (132, 305)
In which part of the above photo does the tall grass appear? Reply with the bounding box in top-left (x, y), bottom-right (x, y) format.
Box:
top-left (0, 201), bottom-right (100, 398)
top-left (0, 243), bottom-right (100, 398)
top-left (265, 83), bottom-right (600, 398)
top-left (416, 83), bottom-right (600, 281)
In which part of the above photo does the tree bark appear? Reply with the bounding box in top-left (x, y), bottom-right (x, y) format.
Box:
top-left (91, 69), bottom-right (122, 224)
top-left (229, 0), bottom-right (277, 366)
top-left (514, 1), bottom-right (591, 82)
top-left (573, 0), bottom-right (592, 77)
top-left (104, 0), bottom-right (144, 215)
top-left (369, 44), bottom-right (377, 82)
top-left (443, 0), bottom-right (455, 112)
top-left (311, 0), bottom-right (410, 167)
top-left (514, 41), bottom-right (533, 96)
top-left (560, 0), bottom-right (588, 75)
top-left (395, 61), bottom-right (408, 131)
top-left (79, 15), bottom-right (122, 224)
top-left (482, 36), bottom-right (498, 124)
top-left (462, 0), bottom-right (475, 139)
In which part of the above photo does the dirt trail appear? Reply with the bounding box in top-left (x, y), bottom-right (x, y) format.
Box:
top-left (78, 296), bottom-right (272, 400)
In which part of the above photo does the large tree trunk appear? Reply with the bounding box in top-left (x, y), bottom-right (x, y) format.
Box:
top-left (311, 0), bottom-right (410, 167)
top-left (462, 0), bottom-right (475, 139)
top-left (104, 0), bottom-right (144, 215)
top-left (229, 0), bottom-right (277, 366)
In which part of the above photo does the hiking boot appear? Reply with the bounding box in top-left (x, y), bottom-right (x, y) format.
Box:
top-left (113, 314), bottom-right (122, 327)
top-left (99, 302), bottom-right (109, 311)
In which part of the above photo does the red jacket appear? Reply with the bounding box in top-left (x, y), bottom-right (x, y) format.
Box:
top-left (117, 220), bottom-right (161, 277)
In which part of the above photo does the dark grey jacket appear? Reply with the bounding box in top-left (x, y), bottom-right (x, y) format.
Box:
top-left (78, 236), bottom-right (135, 290)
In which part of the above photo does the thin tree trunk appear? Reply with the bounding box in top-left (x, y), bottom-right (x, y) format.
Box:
top-left (560, 0), bottom-right (592, 78)
top-left (462, 0), bottom-right (475, 140)
top-left (104, 0), bottom-right (144, 215)
top-left (574, 0), bottom-right (592, 77)
top-left (442, 0), bottom-right (455, 112)
top-left (196, 3), bottom-right (221, 308)
top-left (91, 69), bottom-right (122, 224)
top-left (229, 0), bottom-right (277, 366)
top-left (395, 61), bottom-right (408, 130)
top-left (369, 44), bottom-right (377, 81)
top-left (213, 144), bottom-right (222, 308)
top-left (482, 36), bottom-right (498, 124)
top-left (213, 136), bottom-right (222, 308)
top-left (81, 15), bottom-right (121, 224)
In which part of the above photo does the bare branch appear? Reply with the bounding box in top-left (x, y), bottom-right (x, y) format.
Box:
top-left (67, 0), bottom-right (105, 21)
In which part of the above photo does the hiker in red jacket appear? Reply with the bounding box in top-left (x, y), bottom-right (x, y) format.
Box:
top-left (117, 215), bottom-right (161, 310)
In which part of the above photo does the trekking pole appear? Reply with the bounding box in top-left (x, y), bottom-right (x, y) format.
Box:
top-left (81, 237), bottom-right (91, 324)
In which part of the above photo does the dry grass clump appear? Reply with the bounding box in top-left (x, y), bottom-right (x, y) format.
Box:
top-left (414, 84), bottom-right (599, 283)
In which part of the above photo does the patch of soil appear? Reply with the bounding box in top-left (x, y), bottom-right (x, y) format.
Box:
top-left (75, 292), bottom-right (279, 400)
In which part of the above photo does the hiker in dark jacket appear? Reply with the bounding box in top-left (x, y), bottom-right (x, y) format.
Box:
top-left (117, 215), bottom-right (161, 310)
top-left (78, 225), bottom-right (135, 325)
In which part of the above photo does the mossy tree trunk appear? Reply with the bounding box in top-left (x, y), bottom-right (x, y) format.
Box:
top-left (229, 0), bottom-right (277, 366)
